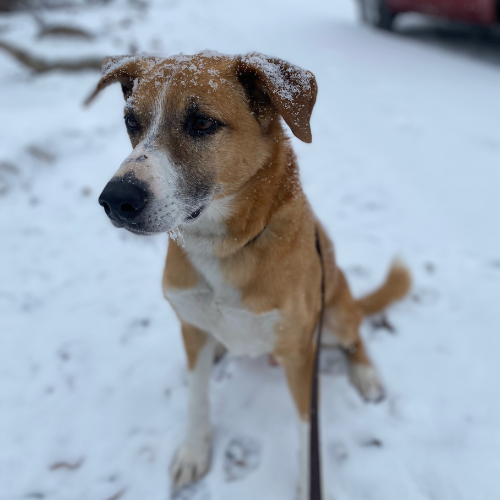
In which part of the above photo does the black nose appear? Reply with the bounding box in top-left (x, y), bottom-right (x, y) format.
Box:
top-left (98, 177), bottom-right (147, 220)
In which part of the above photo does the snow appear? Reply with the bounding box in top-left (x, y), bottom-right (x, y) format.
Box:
top-left (1, 1), bottom-right (500, 500)
top-left (241, 53), bottom-right (314, 103)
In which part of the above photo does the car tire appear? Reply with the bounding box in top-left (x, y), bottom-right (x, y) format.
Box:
top-left (360, 0), bottom-right (396, 30)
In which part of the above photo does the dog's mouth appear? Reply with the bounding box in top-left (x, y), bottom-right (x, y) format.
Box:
top-left (185, 205), bottom-right (206, 222)
top-left (107, 215), bottom-right (163, 236)
top-left (108, 216), bottom-right (124, 229)
top-left (104, 198), bottom-right (209, 236)
top-left (124, 227), bottom-right (158, 236)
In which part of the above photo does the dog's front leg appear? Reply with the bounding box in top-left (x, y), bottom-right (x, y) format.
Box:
top-left (171, 323), bottom-right (216, 492)
top-left (283, 346), bottom-right (326, 500)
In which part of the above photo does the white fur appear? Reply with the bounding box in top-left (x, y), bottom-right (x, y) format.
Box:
top-left (319, 326), bottom-right (341, 349)
top-left (147, 82), bottom-right (169, 144)
top-left (117, 141), bottom-right (179, 199)
top-left (179, 196), bottom-right (235, 255)
top-left (167, 196), bottom-right (281, 358)
top-left (167, 283), bottom-right (280, 357)
top-left (349, 363), bottom-right (385, 402)
top-left (170, 337), bottom-right (216, 491)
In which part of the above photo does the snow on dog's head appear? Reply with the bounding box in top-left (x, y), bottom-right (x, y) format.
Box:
top-left (87, 51), bottom-right (317, 236)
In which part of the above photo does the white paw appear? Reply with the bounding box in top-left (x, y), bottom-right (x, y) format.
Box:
top-left (349, 363), bottom-right (385, 402)
top-left (170, 439), bottom-right (212, 492)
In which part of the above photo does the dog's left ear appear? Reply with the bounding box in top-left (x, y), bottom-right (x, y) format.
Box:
top-left (84, 55), bottom-right (152, 106)
top-left (236, 53), bottom-right (318, 143)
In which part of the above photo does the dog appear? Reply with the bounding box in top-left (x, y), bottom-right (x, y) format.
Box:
top-left (87, 51), bottom-right (411, 498)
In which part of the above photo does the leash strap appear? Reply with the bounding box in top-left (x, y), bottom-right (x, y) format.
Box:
top-left (244, 222), bottom-right (324, 498)
top-left (310, 226), bottom-right (325, 500)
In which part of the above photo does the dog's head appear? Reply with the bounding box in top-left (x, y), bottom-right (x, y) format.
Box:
top-left (86, 52), bottom-right (317, 235)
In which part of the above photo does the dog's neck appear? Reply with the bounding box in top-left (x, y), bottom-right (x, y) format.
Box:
top-left (178, 138), bottom-right (305, 259)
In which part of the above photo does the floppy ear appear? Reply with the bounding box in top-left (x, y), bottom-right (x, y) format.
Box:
top-left (84, 55), bottom-right (150, 106)
top-left (236, 53), bottom-right (318, 143)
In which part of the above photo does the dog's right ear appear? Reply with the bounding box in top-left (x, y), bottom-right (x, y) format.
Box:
top-left (84, 55), bottom-right (146, 106)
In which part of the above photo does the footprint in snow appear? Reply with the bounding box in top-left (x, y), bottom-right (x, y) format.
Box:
top-left (412, 286), bottom-right (440, 306)
top-left (120, 317), bottom-right (151, 344)
top-left (224, 436), bottom-right (262, 482)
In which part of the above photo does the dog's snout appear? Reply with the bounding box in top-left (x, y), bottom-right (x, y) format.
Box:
top-left (99, 178), bottom-right (148, 221)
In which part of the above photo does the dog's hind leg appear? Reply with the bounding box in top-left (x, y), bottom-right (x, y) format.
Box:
top-left (343, 336), bottom-right (385, 403)
top-left (170, 323), bottom-right (216, 492)
top-left (324, 270), bottom-right (385, 402)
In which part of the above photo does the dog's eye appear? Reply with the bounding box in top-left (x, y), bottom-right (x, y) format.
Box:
top-left (125, 115), bottom-right (139, 133)
top-left (194, 117), bottom-right (214, 131)
top-left (187, 114), bottom-right (221, 138)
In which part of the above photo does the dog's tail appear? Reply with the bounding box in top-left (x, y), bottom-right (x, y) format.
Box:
top-left (356, 258), bottom-right (411, 316)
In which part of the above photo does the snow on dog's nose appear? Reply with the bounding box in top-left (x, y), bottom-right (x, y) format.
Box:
top-left (97, 143), bottom-right (188, 235)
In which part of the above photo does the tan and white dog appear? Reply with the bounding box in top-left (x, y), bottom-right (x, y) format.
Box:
top-left (88, 51), bottom-right (411, 498)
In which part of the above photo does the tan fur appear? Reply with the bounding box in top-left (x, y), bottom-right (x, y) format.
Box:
top-left (162, 240), bottom-right (199, 290)
top-left (180, 322), bottom-right (207, 371)
top-left (283, 345), bottom-right (317, 420)
top-left (356, 260), bottom-right (412, 316)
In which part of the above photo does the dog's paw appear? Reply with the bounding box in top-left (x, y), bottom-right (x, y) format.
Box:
top-left (349, 363), bottom-right (385, 403)
top-left (170, 439), bottom-right (212, 492)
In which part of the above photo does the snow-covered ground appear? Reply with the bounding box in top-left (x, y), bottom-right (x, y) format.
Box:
top-left (1, 1), bottom-right (499, 499)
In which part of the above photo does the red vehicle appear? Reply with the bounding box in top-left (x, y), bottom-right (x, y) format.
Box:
top-left (359, 0), bottom-right (499, 30)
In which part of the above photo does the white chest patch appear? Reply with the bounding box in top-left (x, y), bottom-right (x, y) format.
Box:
top-left (165, 252), bottom-right (280, 357)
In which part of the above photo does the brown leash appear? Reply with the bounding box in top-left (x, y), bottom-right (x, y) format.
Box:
top-left (311, 226), bottom-right (325, 500)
